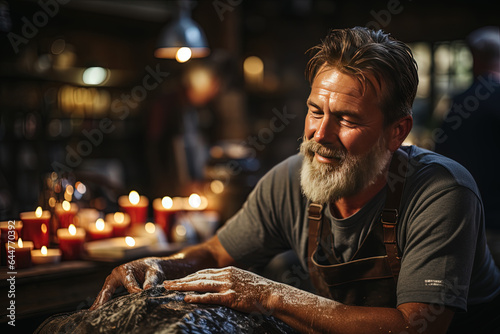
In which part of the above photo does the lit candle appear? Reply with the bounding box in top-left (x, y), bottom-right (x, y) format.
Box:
top-left (5, 238), bottom-right (33, 269)
top-left (185, 193), bottom-right (208, 211)
top-left (153, 196), bottom-right (183, 241)
top-left (87, 218), bottom-right (113, 241)
top-left (57, 224), bottom-right (86, 260)
top-left (20, 207), bottom-right (50, 249)
top-left (118, 191), bottom-right (149, 226)
top-left (55, 201), bottom-right (78, 229)
top-left (31, 246), bottom-right (61, 265)
top-left (0, 220), bottom-right (23, 266)
top-left (105, 212), bottom-right (131, 237)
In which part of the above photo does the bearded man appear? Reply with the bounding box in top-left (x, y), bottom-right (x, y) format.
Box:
top-left (91, 27), bottom-right (500, 333)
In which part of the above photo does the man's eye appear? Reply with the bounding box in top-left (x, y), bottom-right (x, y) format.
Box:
top-left (339, 117), bottom-right (358, 127)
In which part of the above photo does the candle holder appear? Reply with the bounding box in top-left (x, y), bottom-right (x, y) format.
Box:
top-left (105, 212), bottom-right (131, 237)
top-left (57, 225), bottom-right (86, 261)
top-left (87, 218), bottom-right (113, 241)
top-left (20, 208), bottom-right (51, 249)
top-left (119, 191), bottom-right (149, 226)
top-left (55, 201), bottom-right (78, 229)
top-left (153, 197), bottom-right (183, 241)
top-left (0, 220), bottom-right (22, 266)
top-left (5, 239), bottom-right (33, 269)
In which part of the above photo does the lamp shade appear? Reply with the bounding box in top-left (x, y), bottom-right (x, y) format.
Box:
top-left (154, 11), bottom-right (209, 59)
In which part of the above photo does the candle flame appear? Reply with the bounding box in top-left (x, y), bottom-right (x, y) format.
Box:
top-left (161, 196), bottom-right (173, 209)
top-left (125, 236), bottom-right (135, 247)
top-left (18, 238), bottom-right (23, 248)
top-left (41, 223), bottom-right (48, 234)
top-left (68, 224), bottom-right (76, 236)
top-left (41, 246), bottom-right (48, 256)
top-left (188, 193), bottom-right (202, 209)
top-left (62, 200), bottom-right (71, 211)
top-left (96, 218), bottom-right (105, 231)
top-left (114, 212), bottom-right (124, 224)
top-left (145, 222), bottom-right (155, 234)
top-left (35, 206), bottom-right (43, 218)
top-left (129, 191), bottom-right (140, 205)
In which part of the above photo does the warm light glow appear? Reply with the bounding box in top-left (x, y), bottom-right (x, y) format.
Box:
top-left (125, 236), bottom-right (136, 247)
top-left (62, 200), bottom-right (71, 211)
top-left (114, 212), bottom-right (125, 224)
top-left (41, 223), bottom-right (48, 234)
top-left (48, 197), bottom-right (56, 207)
top-left (82, 67), bottom-right (108, 85)
top-left (68, 224), bottom-right (76, 236)
top-left (210, 180), bottom-right (224, 194)
top-left (161, 196), bottom-right (173, 209)
top-left (18, 238), bottom-right (23, 248)
top-left (75, 182), bottom-right (87, 194)
top-left (66, 185), bottom-right (74, 196)
top-left (176, 47), bottom-right (192, 63)
top-left (188, 193), bottom-right (202, 208)
top-left (129, 191), bottom-right (140, 205)
top-left (35, 207), bottom-right (43, 218)
top-left (244, 56), bottom-right (264, 74)
top-left (95, 218), bottom-right (105, 231)
top-left (41, 246), bottom-right (48, 256)
top-left (145, 222), bottom-right (156, 234)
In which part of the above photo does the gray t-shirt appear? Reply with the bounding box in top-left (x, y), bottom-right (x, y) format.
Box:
top-left (217, 146), bottom-right (500, 311)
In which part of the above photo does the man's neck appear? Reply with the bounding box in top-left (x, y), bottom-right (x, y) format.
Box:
top-left (330, 173), bottom-right (388, 219)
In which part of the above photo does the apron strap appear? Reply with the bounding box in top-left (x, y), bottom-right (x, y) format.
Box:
top-left (381, 148), bottom-right (409, 282)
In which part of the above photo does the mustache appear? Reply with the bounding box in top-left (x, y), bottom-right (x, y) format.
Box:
top-left (300, 139), bottom-right (346, 160)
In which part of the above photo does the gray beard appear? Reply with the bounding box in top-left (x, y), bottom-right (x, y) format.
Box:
top-left (299, 137), bottom-right (391, 204)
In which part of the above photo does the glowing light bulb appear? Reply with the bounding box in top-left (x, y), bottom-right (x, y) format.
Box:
top-left (162, 196), bottom-right (173, 209)
top-left (35, 207), bottom-right (43, 218)
top-left (129, 191), bottom-right (140, 205)
top-left (96, 218), bottom-right (105, 231)
top-left (41, 246), bottom-right (48, 256)
top-left (68, 224), bottom-right (76, 236)
top-left (125, 236), bottom-right (136, 247)
top-left (176, 47), bottom-right (192, 63)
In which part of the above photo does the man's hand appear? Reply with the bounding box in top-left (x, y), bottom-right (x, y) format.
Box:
top-left (163, 266), bottom-right (277, 314)
top-left (90, 257), bottom-right (165, 310)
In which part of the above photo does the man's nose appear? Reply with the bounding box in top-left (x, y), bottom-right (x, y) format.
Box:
top-left (314, 116), bottom-right (338, 145)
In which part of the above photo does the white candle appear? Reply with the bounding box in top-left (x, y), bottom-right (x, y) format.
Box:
top-left (31, 246), bottom-right (62, 265)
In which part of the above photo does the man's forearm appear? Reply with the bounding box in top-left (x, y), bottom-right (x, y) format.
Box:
top-left (268, 284), bottom-right (454, 334)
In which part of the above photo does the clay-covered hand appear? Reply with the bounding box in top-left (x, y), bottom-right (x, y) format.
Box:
top-left (163, 266), bottom-right (281, 314)
top-left (90, 257), bottom-right (166, 310)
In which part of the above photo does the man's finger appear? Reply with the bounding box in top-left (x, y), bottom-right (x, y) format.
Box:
top-left (89, 275), bottom-right (119, 310)
top-left (143, 269), bottom-right (162, 290)
top-left (123, 267), bottom-right (142, 294)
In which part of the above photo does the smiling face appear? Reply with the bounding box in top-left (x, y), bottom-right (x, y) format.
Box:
top-left (300, 67), bottom-right (392, 204)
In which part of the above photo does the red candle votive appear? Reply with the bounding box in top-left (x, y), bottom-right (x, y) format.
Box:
top-left (57, 225), bottom-right (86, 260)
top-left (118, 191), bottom-right (149, 225)
top-left (55, 201), bottom-right (78, 228)
top-left (1, 220), bottom-right (23, 266)
top-left (153, 197), bottom-right (183, 241)
top-left (20, 208), bottom-right (50, 249)
top-left (5, 239), bottom-right (33, 269)
top-left (87, 218), bottom-right (113, 241)
top-left (106, 212), bottom-right (131, 237)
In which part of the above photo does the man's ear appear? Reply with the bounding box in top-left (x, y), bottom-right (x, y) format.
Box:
top-left (386, 115), bottom-right (413, 152)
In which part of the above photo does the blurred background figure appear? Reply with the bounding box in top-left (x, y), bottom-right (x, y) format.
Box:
top-left (434, 26), bottom-right (500, 263)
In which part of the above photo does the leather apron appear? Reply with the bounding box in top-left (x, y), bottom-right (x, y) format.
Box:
top-left (307, 149), bottom-right (408, 307)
